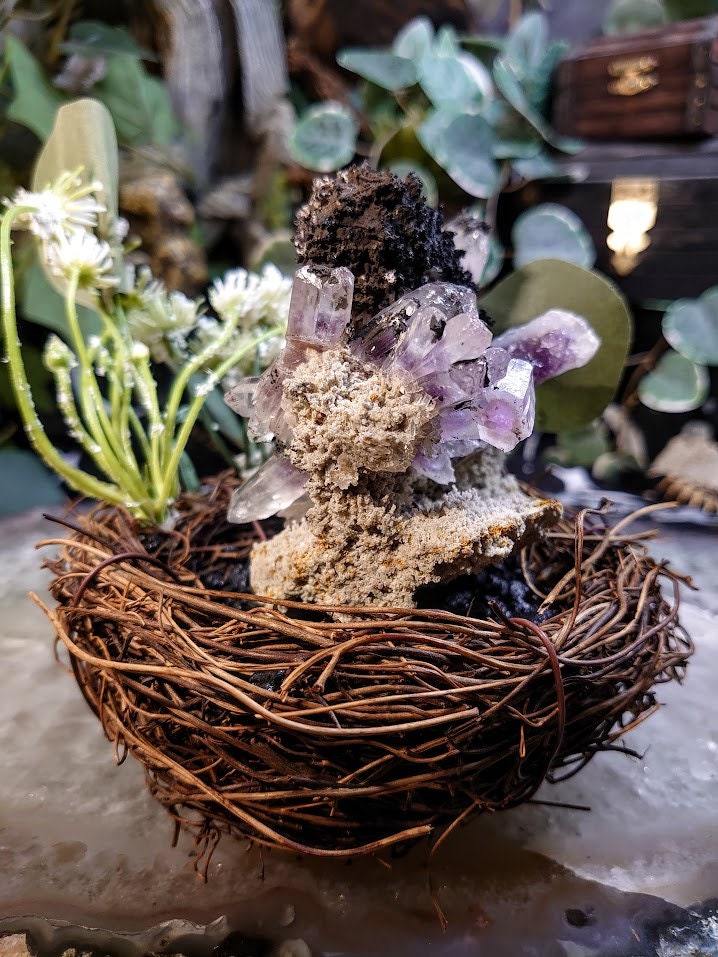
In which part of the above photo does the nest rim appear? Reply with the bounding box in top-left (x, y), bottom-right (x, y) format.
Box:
top-left (38, 476), bottom-right (694, 863)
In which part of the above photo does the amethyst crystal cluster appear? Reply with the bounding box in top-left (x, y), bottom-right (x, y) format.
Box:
top-left (226, 265), bottom-right (599, 524)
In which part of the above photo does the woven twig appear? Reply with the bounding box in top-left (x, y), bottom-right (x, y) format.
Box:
top-left (36, 476), bottom-right (693, 860)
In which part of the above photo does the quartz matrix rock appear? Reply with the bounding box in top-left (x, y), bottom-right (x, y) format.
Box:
top-left (225, 265), bottom-right (599, 607)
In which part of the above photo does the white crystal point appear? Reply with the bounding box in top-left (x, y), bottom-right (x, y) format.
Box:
top-left (225, 375), bottom-right (262, 417)
top-left (476, 357), bottom-right (535, 452)
top-left (287, 264), bottom-right (354, 347)
top-left (446, 213), bottom-right (491, 286)
top-left (492, 309), bottom-right (601, 385)
top-left (358, 282), bottom-right (480, 360)
top-left (227, 455), bottom-right (306, 523)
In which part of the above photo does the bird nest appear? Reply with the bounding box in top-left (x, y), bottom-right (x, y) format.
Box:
top-left (37, 476), bottom-right (693, 863)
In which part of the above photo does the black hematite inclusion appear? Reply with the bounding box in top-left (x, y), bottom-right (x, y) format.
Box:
top-left (294, 163), bottom-right (473, 325)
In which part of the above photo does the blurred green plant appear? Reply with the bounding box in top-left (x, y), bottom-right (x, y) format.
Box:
top-left (289, 12), bottom-right (581, 204)
top-left (2, 22), bottom-right (176, 146)
top-left (603, 0), bottom-right (718, 34)
top-left (638, 288), bottom-right (718, 413)
top-left (0, 100), bottom-right (287, 523)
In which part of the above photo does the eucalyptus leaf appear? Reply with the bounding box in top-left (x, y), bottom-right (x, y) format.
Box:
top-left (0, 448), bottom-right (65, 517)
top-left (493, 55), bottom-right (583, 154)
top-left (480, 259), bottom-right (631, 432)
top-left (662, 289), bottom-right (718, 366)
top-left (93, 56), bottom-right (177, 146)
top-left (418, 54), bottom-right (487, 109)
top-left (434, 24), bottom-right (462, 58)
top-left (200, 387), bottom-right (249, 447)
top-left (480, 233), bottom-right (504, 286)
top-left (387, 161), bottom-right (439, 207)
top-left (418, 110), bottom-right (499, 198)
top-left (336, 49), bottom-right (417, 91)
top-left (512, 152), bottom-right (562, 181)
top-left (392, 17), bottom-right (434, 62)
top-left (512, 204), bottom-right (596, 269)
top-left (290, 102), bottom-right (358, 172)
top-left (603, 0), bottom-right (668, 34)
top-left (484, 100), bottom-right (541, 159)
top-left (4, 36), bottom-right (64, 140)
top-left (504, 12), bottom-right (549, 82)
top-left (62, 20), bottom-right (157, 60)
top-left (638, 351), bottom-right (709, 412)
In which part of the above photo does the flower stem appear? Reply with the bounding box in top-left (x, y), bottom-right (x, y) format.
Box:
top-left (0, 206), bottom-right (128, 505)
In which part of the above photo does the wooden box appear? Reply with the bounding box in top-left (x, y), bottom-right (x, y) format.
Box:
top-left (553, 17), bottom-right (718, 139)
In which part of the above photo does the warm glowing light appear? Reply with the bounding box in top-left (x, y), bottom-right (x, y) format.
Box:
top-left (607, 178), bottom-right (658, 275)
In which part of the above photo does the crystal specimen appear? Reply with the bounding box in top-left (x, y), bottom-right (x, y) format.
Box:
top-left (227, 455), bottom-right (306, 524)
top-left (445, 212), bottom-right (491, 286)
top-left (225, 264), bottom-right (354, 443)
top-left (226, 267), bottom-right (601, 524)
top-left (492, 309), bottom-right (600, 385)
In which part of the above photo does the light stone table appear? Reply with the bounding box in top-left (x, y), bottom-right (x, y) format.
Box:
top-left (0, 506), bottom-right (716, 956)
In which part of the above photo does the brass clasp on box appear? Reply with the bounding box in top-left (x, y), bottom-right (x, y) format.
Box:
top-left (607, 55), bottom-right (659, 96)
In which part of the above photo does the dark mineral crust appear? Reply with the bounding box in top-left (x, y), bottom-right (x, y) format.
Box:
top-left (294, 163), bottom-right (473, 325)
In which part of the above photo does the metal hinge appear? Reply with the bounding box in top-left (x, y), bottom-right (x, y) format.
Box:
top-left (607, 55), bottom-right (659, 96)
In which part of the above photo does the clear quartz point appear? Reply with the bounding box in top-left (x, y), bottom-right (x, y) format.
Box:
top-left (225, 375), bottom-right (262, 417)
top-left (492, 309), bottom-right (601, 385)
top-left (227, 455), bottom-right (307, 524)
top-left (476, 357), bottom-right (535, 452)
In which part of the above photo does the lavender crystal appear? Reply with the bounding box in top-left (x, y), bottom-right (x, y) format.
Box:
top-left (226, 266), bottom-right (600, 521)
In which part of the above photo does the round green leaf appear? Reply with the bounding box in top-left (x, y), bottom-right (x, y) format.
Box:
top-left (480, 259), bottom-right (632, 432)
top-left (392, 17), bottom-right (434, 61)
top-left (505, 12), bottom-right (549, 82)
top-left (493, 55), bottom-right (583, 154)
top-left (662, 289), bottom-right (718, 365)
top-left (638, 351), bottom-right (709, 412)
top-left (418, 110), bottom-right (499, 198)
top-left (336, 50), bottom-right (417, 91)
top-left (290, 102), bottom-right (358, 172)
top-left (512, 204), bottom-right (596, 269)
top-left (418, 54), bottom-right (488, 109)
top-left (603, 0), bottom-right (668, 34)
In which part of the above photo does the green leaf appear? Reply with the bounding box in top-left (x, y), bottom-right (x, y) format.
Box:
top-left (418, 110), bottom-right (499, 198)
top-left (662, 288), bottom-right (718, 365)
top-left (493, 55), bottom-right (583, 154)
top-left (32, 99), bottom-right (119, 312)
top-left (638, 351), bottom-right (709, 412)
top-left (21, 259), bottom-right (102, 338)
top-left (0, 448), bottom-right (66, 517)
top-left (418, 53), bottom-right (489, 109)
top-left (512, 203), bottom-right (596, 269)
top-left (512, 151), bottom-right (562, 181)
top-left (434, 24), bottom-right (462, 58)
top-left (603, 0), bottom-right (668, 34)
top-left (62, 20), bottom-right (157, 60)
top-left (4, 36), bottom-right (64, 140)
top-left (93, 55), bottom-right (177, 146)
top-left (543, 421), bottom-right (611, 468)
top-left (386, 161), bottom-right (438, 207)
top-left (484, 100), bottom-right (541, 159)
top-left (480, 259), bottom-right (632, 431)
top-left (249, 231), bottom-right (298, 276)
top-left (290, 102), bottom-right (358, 172)
top-left (392, 17), bottom-right (434, 61)
top-left (336, 49), bottom-right (417, 91)
top-left (33, 99), bottom-right (118, 225)
top-left (504, 12), bottom-right (549, 82)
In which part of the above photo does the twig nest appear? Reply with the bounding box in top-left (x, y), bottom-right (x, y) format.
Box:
top-left (40, 477), bottom-right (692, 861)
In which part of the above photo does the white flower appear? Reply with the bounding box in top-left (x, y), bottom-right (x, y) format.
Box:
top-left (125, 272), bottom-right (201, 362)
top-left (209, 264), bottom-right (291, 329)
top-left (45, 228), bottom-right (117, 291)
top-left (6, 171), bottom-right (106, 242)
